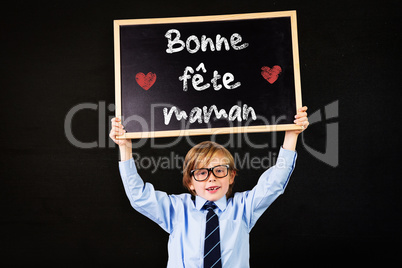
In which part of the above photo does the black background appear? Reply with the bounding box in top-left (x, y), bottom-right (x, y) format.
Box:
top-left (1, 0), bottom-right (401, 266)
top-left (120, 16), bottom-right (296, 132)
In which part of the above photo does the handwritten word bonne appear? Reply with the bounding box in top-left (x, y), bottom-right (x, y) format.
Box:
top-left (165, 29), bottom-right (249, 54)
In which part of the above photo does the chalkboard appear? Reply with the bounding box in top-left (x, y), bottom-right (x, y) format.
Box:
top-left (114, 11), bottom-right (303, 139)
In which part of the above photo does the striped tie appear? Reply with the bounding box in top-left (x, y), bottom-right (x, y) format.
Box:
top-left (203, 201), bottom-right (222, 268)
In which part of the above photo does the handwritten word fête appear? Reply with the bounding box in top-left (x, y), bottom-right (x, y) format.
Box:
top-left (179, 63), bottom-right (240, 91)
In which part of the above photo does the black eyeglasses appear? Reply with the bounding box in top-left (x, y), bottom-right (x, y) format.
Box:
top-left (190, 165), bottom-right (230, 182)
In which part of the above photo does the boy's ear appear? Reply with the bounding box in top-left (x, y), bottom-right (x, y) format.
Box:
top-left (190, 184), bottom-right (195, 190)
top-left (229, 171), bottom-right (236, 184)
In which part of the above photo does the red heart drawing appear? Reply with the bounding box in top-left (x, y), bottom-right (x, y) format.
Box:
top-left (135, 72), bottom-right (157, 90)
top-left (261, 65), bottom-right (282, 84)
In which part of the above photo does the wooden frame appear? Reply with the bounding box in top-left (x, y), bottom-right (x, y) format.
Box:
top-left (114, 11), bottom-right (302, 139)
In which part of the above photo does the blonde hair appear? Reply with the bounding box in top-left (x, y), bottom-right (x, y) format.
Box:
top-left (183, 141), bottom-right (237, 197)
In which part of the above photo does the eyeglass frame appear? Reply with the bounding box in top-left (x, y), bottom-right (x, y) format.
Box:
top-left (190, 165), bottom-right (230, 182)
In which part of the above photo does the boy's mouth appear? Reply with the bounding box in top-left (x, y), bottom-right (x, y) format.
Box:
top-left (206, 186), bottom-right (221, 192)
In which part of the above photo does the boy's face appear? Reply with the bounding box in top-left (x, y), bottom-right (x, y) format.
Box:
top-left (189, 153), bottom-right (235, 202)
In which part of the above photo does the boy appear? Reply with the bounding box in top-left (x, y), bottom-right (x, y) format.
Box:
top-left (110, 107), bottom-right (309, 268)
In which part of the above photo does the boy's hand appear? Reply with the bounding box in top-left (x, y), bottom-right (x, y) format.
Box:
top-left (290, 106), bottom-right (309, 135)
top-left (110, 118), bottom-right (133, 161)
top-left (109, 118), bottom-right (129, 146)
top-left (283, 106), bottom-right (309, 151)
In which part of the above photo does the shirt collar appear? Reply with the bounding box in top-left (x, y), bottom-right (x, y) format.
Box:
top-left (195, 195), bottom-right (227, 211)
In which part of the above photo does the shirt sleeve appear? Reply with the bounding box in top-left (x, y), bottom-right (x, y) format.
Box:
top-left (241, 147), bottom-right (297, 231)
top-left (119, 158), bottom-right (176, 233)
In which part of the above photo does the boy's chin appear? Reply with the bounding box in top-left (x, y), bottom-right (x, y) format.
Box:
top-left (203, 192), bottom-right (225, 201)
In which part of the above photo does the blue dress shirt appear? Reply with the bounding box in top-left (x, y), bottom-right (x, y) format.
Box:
top-left (119, 147), bottom-right (297, 268)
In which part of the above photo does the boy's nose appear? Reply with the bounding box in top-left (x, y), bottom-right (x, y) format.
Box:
top-left (208, 173), bottom-right (217, 181)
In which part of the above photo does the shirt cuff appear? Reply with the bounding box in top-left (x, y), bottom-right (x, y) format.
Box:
top-left (277, 146), bottom-right (297, 168)
top-left (119, 158), bottom-right (138, 178)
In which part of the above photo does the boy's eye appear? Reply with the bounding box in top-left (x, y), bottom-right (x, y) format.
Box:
top-left (195, 170), bottom-right (208, 176)
top-left (215, 168), bottom-right (224, 173)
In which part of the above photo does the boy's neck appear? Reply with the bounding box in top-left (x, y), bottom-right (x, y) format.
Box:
top-left (195, 195), bottom-right (227, 211)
